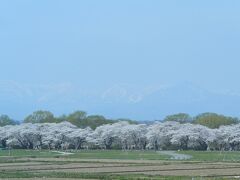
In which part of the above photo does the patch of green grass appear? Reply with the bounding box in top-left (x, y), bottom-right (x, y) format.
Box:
top-left (0, 171), bottom-right (227, 180)
top-left (0, 159), bottom-right (32, 164)
top-left (0, 149), bottom-right (59, 158)
top-left (68, 150), bottom-right (170, 160)
top-left (0, 149), bottom-right (170, 160)
top-left (0, 149), bottom-right (169, 160)
top-left (2, 149), bottom-right (240, 163)
top-left (179, 151), bottom-right (240, 162)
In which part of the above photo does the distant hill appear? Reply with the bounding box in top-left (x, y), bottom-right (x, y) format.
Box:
top-left (1, 82), bottom-right (240, 121)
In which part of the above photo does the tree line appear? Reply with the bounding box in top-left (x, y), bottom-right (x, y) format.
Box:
top-left (1, 121), bottom-right (240, 151)
top-left (0, 111), bottom-right (239, 129)
top-left (0, 110), bottom-right (136, 130)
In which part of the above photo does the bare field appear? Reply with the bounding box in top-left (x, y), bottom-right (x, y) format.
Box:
top-left (1, 158), bottom-right (240, 179)
top-left (1, 151), bottom-right (240, 179)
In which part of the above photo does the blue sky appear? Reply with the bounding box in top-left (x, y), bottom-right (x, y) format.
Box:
top-left (0, 0), bottom-right (240, 120)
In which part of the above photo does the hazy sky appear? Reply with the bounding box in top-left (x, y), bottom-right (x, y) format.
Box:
top-left (1, 1), bottom-right (240, 120)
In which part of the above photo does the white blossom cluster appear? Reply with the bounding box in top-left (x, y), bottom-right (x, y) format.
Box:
top-left (1, 121), bottom-right (240, 151)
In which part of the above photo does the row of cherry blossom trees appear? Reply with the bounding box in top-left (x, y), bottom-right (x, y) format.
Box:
top-left (1, 121), bottom-right (240, 151)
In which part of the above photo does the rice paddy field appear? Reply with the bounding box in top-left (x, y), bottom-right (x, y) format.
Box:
top-left (0, 150), bottom-right (240, 179)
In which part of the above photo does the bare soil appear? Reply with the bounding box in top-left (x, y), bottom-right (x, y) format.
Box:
top-left (1, 158), bottom-right (240, 178)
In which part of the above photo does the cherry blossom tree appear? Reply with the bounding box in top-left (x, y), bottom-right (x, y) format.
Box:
top-left (1, 120), bottom-right (240, 151)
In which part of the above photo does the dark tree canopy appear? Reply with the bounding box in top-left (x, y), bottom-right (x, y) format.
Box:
top-left (65, 111), bottom-right (87, 125)
top-left (164, 113), bottom-right (192, 124)
top-left (60, 111), bottom-right (88, 128)
top-left (0, 115), bottom-right (17, 126)
top-left (56, 111), bottom-right (117, 129)
top-left (7, 110), bottom-right (240, 130)
top-left (24, 110), bottom-right (56, 123)
top-left (193, 112), bottom-right (239, 129)
top-left (84, 115), bottom-right (117, 130)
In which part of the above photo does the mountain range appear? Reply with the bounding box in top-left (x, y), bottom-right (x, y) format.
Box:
top-left (0, 81), bottom-right (239, 120)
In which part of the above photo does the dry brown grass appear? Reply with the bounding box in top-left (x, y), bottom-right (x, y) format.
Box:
top-left (1, 157), bottom-right (240, 178)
